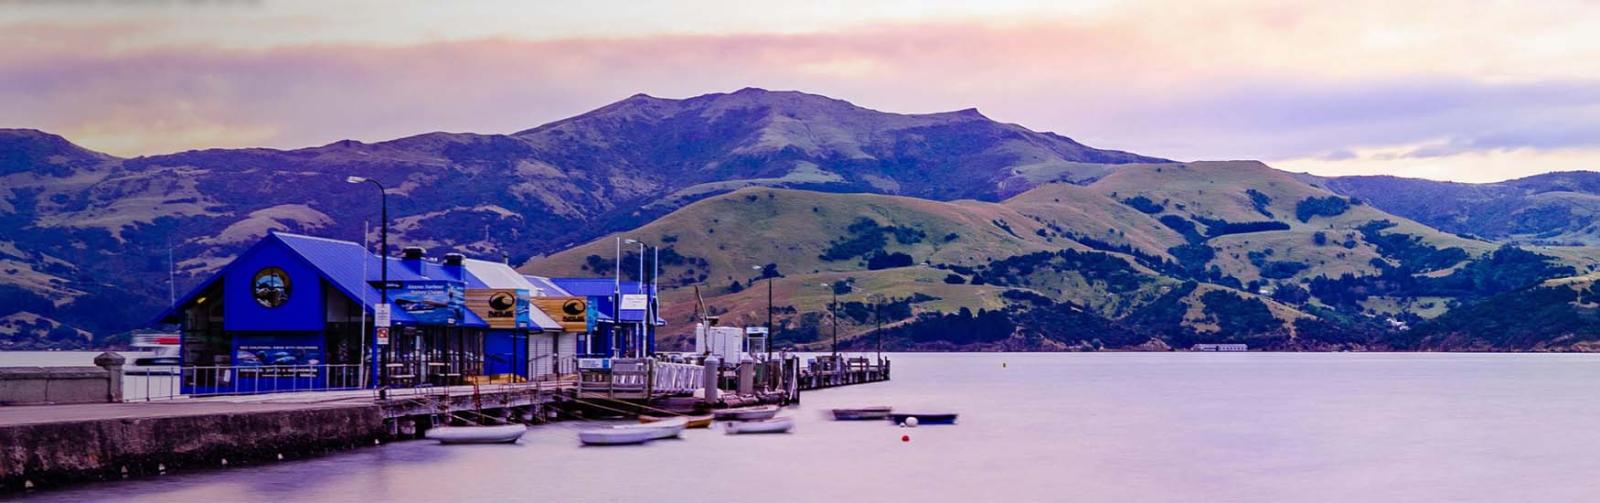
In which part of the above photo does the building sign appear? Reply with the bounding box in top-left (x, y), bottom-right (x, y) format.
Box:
top-left (236, 344), bottom-right (322, 377)
top-left (620, 294), bottom-right (649, 311)
top-left (467, 288), bottom-right (530, 329)
top-left (252, 267), bottom-right (292, 308)
top-left (390, 281), bottom-right (464, 325)
top-left (532, 297), bottom-right (588, 332)
top-left (578, 357), bottom-right (611, 370)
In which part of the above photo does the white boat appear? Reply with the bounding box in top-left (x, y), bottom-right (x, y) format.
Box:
top-left (713, 405), bottom-right (780, 421)
top-left (579, 427), bottom-right (660, 446)
top-left (726, 416), bottom-right (794, 434)
top-left (126, 342), bottom-right (181, 376)
top-left (613, 417), bottom-right (687, 440)
top-left (425, 424), bottom-right (527, 444)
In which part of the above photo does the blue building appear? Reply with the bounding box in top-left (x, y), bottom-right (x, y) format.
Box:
top-left (544, 277), bottom-right (664, 360)
top-left (152, 231), bottom-right (655, 394)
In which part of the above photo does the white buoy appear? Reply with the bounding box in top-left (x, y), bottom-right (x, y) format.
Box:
top-left (904, 416), bottom-right (919, 428)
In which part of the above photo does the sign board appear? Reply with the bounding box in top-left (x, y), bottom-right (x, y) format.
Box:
top-left (577, 357), bottom-right (612, 370)
top-left (375, 327), bottom-right (390, 345)
top-left (620, 294), bottom-right (649, 311)
top-left (532, 296), bottom-right (589, 332)
top-left (744, 326), bottom-right (769, 336)
top-left (389, 281), bottom-right (464, 325)
top-left (466, 288), bottom-right (530, 329)
top-left (374, 304), bottom-right (391, 328)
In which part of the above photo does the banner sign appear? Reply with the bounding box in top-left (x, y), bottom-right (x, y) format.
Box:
top-left (236, 344), bottom-right (322, 377)
top-left (467, 288), bottom-right (530, 329)
top-left (389, 281), bottom-right (464, 325)
top-left (532, 296), bottom-right (589, 332)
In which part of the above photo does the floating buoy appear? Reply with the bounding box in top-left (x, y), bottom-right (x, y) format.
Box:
top-left (901, 435), bottom-right (910, 442)
top-left (904, 416), bottom-right (919, 427)
top-left (277, 453), bottom-right (284, 460)
top-left (220, 458), bottom-right (228, 467)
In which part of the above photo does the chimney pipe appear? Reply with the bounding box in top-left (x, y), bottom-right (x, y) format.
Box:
top-left (443, 252), bottom-right (465, 266)
top-left (401, 246), bottom-right (426, 260)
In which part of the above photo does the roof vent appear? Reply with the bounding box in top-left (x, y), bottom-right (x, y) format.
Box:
top-left (443, 253), bottom-right (465, 266)
top-left (401, 247), bottom-right (426, 260)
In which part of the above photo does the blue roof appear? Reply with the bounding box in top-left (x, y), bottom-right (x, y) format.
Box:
top-left (155, 231), bottom-right (517, 328)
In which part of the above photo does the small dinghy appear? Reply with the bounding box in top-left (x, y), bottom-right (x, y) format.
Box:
top-left (579, 427), bottom-right (659, 446)
top-left (614, 417), bottom-right (688, 440)
top-left (725, 416), bottom-right (794, 434)
top-left (425, 424), bottom-right (527, 444)
top-left (713, 405), bottom-right (780, 421)
top-left (640, 414), bottom-right (714, 429)
top-left (831, 406), bottom-right (893, 421)
top-left (888, 413), bottom-right (959, 425)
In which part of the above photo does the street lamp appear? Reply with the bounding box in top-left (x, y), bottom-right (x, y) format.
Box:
top-left (624, 238), bottom-right (648, 358)
top-left (820, 282), bottom-right (838, 361)
top-left (752, 265), bottom-right (774, 360)
top-left (346, 176), bottom-right (387, 387)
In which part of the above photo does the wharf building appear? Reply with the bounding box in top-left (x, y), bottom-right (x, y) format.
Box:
top-left (151, 231), bottom-right (661, 394)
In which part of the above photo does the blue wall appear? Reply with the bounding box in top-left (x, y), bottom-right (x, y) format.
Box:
top-left (484, 330), bottom-right (527, 377)
top-left (223, 238), bottom-right (326, 331)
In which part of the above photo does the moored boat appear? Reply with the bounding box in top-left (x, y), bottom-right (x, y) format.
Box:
top-left (725, 416), bottom-right (794, 434)
top-left (831, 406), bottom-right (893, 420)
top-left (614, 417), bottom-right (688, 440)
top-left (579, 427), bottom-right (659, 446)
top-left (425, 424), bottom-right (527, 444)
top-left (888, 413), bottom-right (959, 425)
top-left (640, 414), bottom-right (714, 429)
top-left (713, 405), bottom-right (780, 421)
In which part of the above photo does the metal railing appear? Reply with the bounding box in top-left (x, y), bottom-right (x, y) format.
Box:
top-left (652, 362), bottom-right (703, 393)
top-left (129, 364), bottom-right (365, 401)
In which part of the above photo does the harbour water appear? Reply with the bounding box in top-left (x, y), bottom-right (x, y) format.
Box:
top-left (11, 352), bottom-right (1600, 502)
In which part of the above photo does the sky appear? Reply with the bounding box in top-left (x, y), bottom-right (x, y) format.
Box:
top-left (3, 0), bottom-right (1599, 183)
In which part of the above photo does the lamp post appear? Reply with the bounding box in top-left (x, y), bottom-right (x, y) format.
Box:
top-left (346, 176), bottom-right (387, 387)
top-left (751, 265), bottom-right (775, 360)
top-left (625, 238), bottom-right (647, 358)
top-left (820, 282), bottom-right (838, 361)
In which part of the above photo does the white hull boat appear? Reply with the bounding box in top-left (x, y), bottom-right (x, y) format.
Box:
top-left (579, 427), bottom-right (660, 446)
top-left (614, 417), bottom-right (687, 440)
top-left (425, 424), bottom-right (527, 444)
top-left (714, 405), bottom-right (780, 421)
top-left (725, 416), bottom-right (794, 434)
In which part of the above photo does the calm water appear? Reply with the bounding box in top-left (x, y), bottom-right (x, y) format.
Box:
top-left (12, 352), bottom-right (1600, 502)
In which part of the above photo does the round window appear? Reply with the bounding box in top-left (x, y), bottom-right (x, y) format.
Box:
top-left (252, 267), bottom-right (292, 308)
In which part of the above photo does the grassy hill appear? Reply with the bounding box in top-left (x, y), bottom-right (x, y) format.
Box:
top-left (526, 160), bottom-right (1600, 351)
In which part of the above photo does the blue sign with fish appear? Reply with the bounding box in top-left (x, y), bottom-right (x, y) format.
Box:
top-left (390, 280), bottom-right (465, 325)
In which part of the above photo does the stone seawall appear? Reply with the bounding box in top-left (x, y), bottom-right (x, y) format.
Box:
top-left (0, 403), bottom-right (384, 491)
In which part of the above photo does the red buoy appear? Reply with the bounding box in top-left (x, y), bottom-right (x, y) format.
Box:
top-left (901, 435), bottom-right (910, 442)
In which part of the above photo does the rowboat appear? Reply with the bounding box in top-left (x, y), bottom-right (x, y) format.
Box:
top-left (713, 405), bottom-right (780, 421)
top-left (888, 413), bottom-right (959, 425)
top-left (425, 424), bottom-right (527, 444)
top-left (640, 414), bottom-right (714, 429)
top-left (578, 427), bottom-right (658, 446)
top-left (725, 416), bottom-right (794, 434)
top-left (614, 417), bottom-right (687, 440)
top-left (831, 406), bottom-right (893, 420)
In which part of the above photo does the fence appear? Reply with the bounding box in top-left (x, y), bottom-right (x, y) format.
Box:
top-left (130, 364), bottom-right (365, 401)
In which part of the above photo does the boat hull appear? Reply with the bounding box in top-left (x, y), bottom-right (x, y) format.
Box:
top-left (715, 405), bottom-right (780, 421)
top-left (888, 413), bottom-right (959, 425)
top-left (615, 418), bottom-right (687, 440)
top-left (579, 428), bottom-right (658, 446)
top-left (831, 407), bottom-right (893, 420)
top-left (726, 416), bottom-right (794, 434)
top-left (640, 414), bottom-right (714, 429)
top-left (425, 425), bottom-right (527, 444)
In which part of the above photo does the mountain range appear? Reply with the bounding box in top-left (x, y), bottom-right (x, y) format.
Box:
top-left (3, 88), bottom-right (1598, 351)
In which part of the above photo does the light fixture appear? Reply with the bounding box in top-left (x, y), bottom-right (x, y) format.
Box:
top-left (346, 176), bottom-right (367, 184)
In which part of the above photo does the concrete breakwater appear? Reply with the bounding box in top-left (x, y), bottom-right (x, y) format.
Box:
top-left (0, 402), bottom-right (384, 491)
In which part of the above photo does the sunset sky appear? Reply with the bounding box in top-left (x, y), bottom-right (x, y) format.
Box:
top-left (3, 0), bottom-right (1598, 182)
